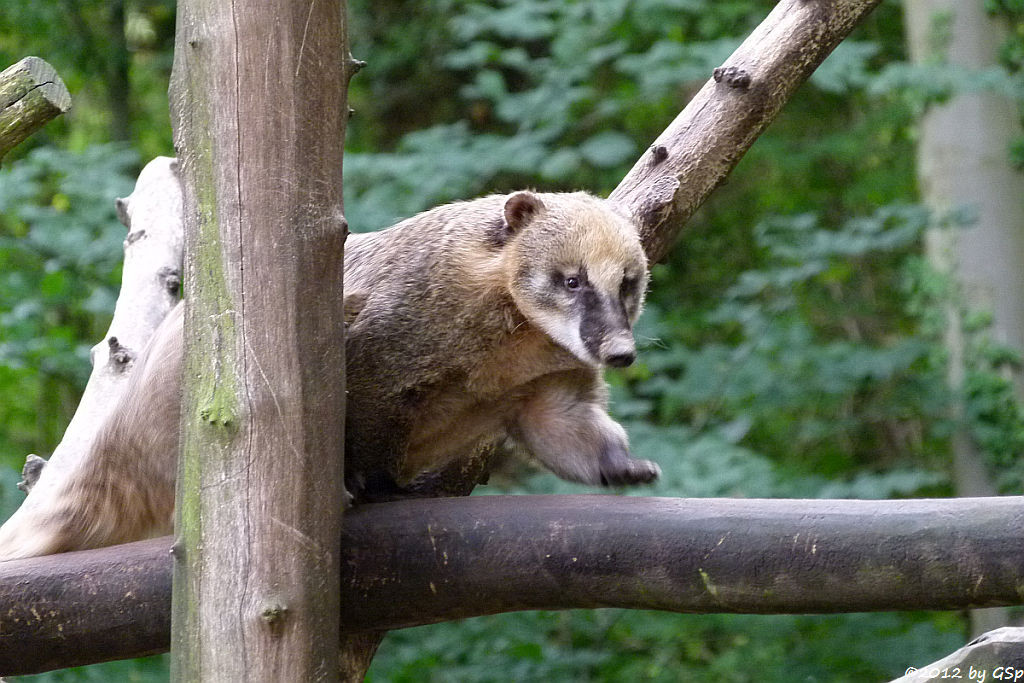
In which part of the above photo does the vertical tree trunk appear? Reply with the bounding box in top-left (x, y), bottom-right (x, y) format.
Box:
top-left (904, 0), bottom-right (1024, 636)
top-left (168, 1), bottom-right (352, 680)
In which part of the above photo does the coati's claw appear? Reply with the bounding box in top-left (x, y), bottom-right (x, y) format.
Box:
top-left (600, 458), bottom-right (660, 486)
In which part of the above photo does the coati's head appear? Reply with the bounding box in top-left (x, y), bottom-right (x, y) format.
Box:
top-left (502, 191), bottom-right (648, 368)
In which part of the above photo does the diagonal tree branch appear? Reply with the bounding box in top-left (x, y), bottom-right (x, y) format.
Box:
top-left (609, 0), bottom-right (883, 262)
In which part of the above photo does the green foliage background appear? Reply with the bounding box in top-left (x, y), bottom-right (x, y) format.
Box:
top-left (1, 0), bottom-right (1022, 680)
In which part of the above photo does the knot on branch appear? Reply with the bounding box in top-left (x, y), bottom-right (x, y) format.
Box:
top-left (107, 336), bottom-right (135, 369)
top-left (16, 454), bottom-right (47, 493)
top-left (0, 57), bottom-right (71, 162)
top-left (199, 397), bottom-right (237, 433)
top-left (713, 65), bottom-right (752, 90)
top-left (260, 603), bottom-right (288, 637)
top-left (634, 175), bottom-right (680, 234)
top-left (115, 197), bottom-right (131, 228)
top-left (348, 56), bottom-right (367, 74)
top-left (157, 267), bottom-right (181, 297)
top-left (125, 229), bottom-right (147, 246)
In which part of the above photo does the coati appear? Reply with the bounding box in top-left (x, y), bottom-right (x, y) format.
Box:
top-left (0, 190), bottom-right (659, 560)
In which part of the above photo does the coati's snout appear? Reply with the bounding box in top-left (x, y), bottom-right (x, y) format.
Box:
top-left (503, 191), bottom-right (648, 369)
top-left (575, 276), bottom-right (638, 367)
top-left (601, 339), bottom-right (637, 368)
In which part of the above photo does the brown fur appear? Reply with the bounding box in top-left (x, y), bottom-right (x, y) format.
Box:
top-left (0, 191), bottom-right (658, 559)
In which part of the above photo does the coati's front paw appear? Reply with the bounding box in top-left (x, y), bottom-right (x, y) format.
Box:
top-left (599, 456), bottom-right (661, 486)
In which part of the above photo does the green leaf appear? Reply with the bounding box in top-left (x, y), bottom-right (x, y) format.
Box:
top-left (577, 131), bottom-right (635, 168)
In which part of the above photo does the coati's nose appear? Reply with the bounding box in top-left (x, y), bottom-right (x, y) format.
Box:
top-left (604, 350), bottom-right (636, 368)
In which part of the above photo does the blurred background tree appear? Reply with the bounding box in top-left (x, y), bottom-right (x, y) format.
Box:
top-left (905, 0), bottom-right (1024, 637)
top-left (1, 0), bottom-right (1022, 680)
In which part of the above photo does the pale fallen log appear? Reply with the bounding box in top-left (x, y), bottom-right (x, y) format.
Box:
top-left (0, 157), bottom-right (183, 561)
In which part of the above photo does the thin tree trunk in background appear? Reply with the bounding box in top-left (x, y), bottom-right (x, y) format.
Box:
top-left (105, 0), bottom-right (133, 142)
top-left (59, 0), bottom-right (133, 143)
top-left (904, 0), bottom-right (1024, 636)
top-left (168, 0), bottom-right (352, 679)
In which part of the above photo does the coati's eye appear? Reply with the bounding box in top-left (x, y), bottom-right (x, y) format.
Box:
top-left (564, 275), bottom-right (581, 291)
top-left (620, 276), bottom-right (638, 298)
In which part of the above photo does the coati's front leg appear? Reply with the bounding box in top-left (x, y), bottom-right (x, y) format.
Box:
top-left (512, 370), bottom-right (660, 486)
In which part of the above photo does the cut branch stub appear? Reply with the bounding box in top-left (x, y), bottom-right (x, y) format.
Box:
top-left (106, 336), bottom-right (135, 369)
top-left (0, 57), bottom-right (71, 162)
top-left (15, 455), bottom-right (47, 494)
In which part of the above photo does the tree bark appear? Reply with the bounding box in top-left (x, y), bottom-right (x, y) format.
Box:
top-left (904, 0), bottom-right (1024, 637)
top-left (0, 57), bottom-right (71, 162)
top-left (2, 495), bottom-right (1022, 676)
top-left (168, 1), bottom-right (351, 680)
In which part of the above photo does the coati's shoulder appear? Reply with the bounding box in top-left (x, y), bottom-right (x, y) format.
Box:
top-left (342, 196), bottom-right (526, 376)
top-left (344, 194), bottom-right (505, 287)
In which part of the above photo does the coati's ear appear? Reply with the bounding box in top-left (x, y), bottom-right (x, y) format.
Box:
top-left (503, 191), bottom-right (545, 234)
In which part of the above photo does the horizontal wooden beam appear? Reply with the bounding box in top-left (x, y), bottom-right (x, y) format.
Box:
top-left (1, 495), bottom-right (1022, 675)
top-left (0, 534), bottom-right (171, 674)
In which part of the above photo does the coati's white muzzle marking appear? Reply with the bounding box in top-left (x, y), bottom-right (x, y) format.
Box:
top-left (531, 309), bottom-right (596, 367)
